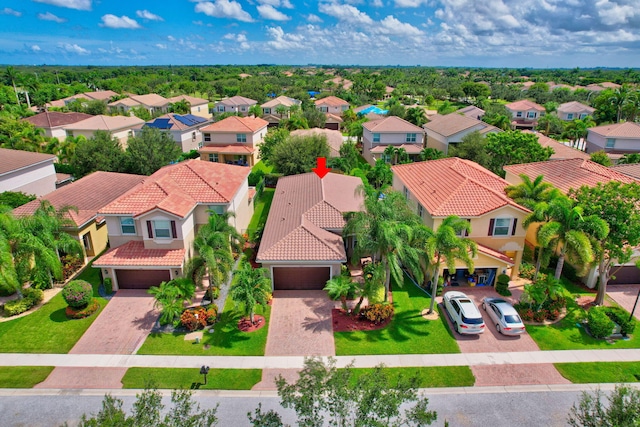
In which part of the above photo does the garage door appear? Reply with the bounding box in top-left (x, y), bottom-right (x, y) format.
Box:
top-left (116, 269), bottom-right (171, 289)
top-left (609, 266), bottom-right (640, 285)
top-left (273, 267), bottom-right (330, 290)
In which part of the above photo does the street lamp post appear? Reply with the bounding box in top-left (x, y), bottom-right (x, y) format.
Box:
top-left (629, 288), bottom-right (640, 323)
top-left (200, 365), bottom-right (210, 385)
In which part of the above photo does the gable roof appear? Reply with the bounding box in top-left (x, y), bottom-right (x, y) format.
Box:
top-left (0, 148), bottom-right (56, 176)
top-left (217, 95), bottom-right (257, 106)
top-left (166, 94), bottom-right (209, 106)
top-left (423, 113), bottom-right (497, 137)
top-left (456, 105), bottom-right (485, 119)
top-left (392, 158), bottom-right (528, 217)
top-left (63, 115), bottom-right (144, 131)
top-left (505, 100), bottom-right (545, 112)
top-left (523, 130), bottom-right (590, 160)
top-left (13, 171), bottom-right (145, 228)
top-left (145, 113), bottom-right (210, 131)
top-left (610, 163), bottom-right (640, 180)
top-left (503, 158), bottom-right (638, 194)
top-left (558, 101), bottom-right (595, 114)
top-left (588, 122), bottom-right (640, 138)
top-left (362, 115), bottom-right (424, 133)
top-left (314, 96), bottom-right (349, 107)
top-left (200, 115), bottom-right (268, 133)
top-left (93, 240), bottom-right (185, 268)
top-left (261, 96), bottom-right (301, 108)
top-left (100, 159), bottom-right (250, 218)
top-left (129, 93), bottom-right (169, 107)
top-left (23, 111), bottom-right (92, 129)
top-left (257, 173), bottom-right (364, 262)
top-left (291, 128), bottom-right (344, 157)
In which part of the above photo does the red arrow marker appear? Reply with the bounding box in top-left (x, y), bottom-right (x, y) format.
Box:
top-left (312, 157), bottom-right (330, 179)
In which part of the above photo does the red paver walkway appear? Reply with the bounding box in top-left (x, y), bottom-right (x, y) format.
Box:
top-left (607, 284), bottom-right (640, 321)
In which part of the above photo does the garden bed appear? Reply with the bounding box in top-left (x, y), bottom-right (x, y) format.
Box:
top-left (331, 309), bottom-right (391, 332)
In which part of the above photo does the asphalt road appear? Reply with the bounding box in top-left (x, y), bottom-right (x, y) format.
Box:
top-left (0, 388), bottom-right (587, 427)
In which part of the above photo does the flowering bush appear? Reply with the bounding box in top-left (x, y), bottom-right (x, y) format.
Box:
top-left (62, 255), bottom-right (84, 281)
top-left (360, 303), bottom-right (394, 324)
top-left (66, 299), bottom-right (100, 319)
top-left (180, 305), bottom-right (218, 331)
top-left (62, 280), bottom-right (93, 308)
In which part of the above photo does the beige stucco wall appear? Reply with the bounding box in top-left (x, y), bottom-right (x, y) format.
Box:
top-left (0, 161), bottom-right (57, 197)
top-left (425, 135), bottom-right (448, 153)
top-left (190, 103), bottom-right (211, 119)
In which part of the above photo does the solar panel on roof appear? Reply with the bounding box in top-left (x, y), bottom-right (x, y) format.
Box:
top-left (174, 114), bottom-right (207, 127)
top-left (146, 118), bottom-right (173, 129)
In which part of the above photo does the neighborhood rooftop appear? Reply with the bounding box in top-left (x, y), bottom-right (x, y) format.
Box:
top-left (0, 148), bottom-right (56, 176)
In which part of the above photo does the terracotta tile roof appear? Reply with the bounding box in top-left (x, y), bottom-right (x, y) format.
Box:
top-left (456, 105), bottom-right (485, 119)
top-left (100, 159), bottom-right (249, 218)
top-left (392, 158), bottom-right (529, 217)
top-left (13, 171), bottom-right (145, 228)
top-left (558, 101), bottom-right (595, 114)
top-left (523, 130), bottom-right (590, 160)
top-left (362, 115), bottom-right (424, 133)
top-left (325, 113), bottom-right (343, 123)
top-left (166, 94), bottom-right (209, 105)
top-left (23, 111), bottom-right (92, 129)
top-left (477, 242), bottom-right (514, 266)
top-left (83, 90), bottom-right (118, 101)
top-left (200, 116), bottom-right (268, 133)
top-left (370, 143), bottom-right (423, 154)
top-left (217, 95), bottom-right (257, 106)
top-left (291, 128), bottom-right (344, 157)
top-left (261, 96), bottom-right (301, 108)
top-left (63, 115), bottom-right (144, 131)
top-left (92, 240), bottom-right (185, 267)
top-left (130, 93), bottom-right (169, 107)
top-left (314, 96), bottom-right (349, 107)
top-left (610, 163), bottom-right (640, 180)
top-left (199, 144), bottom-right (255, 154)
top-left (109, 97), bottom-right (141, 107)
top-left (588, 122), bottom-right (640, 138)
top-left (0, 148), bottom-right (55, 176)
top-left (257, 173), bottom-right (364, 262)
top-left (423, 113), bottom-right (497, 137)
top-left (503, 158), bottom-right (638, 194)
top-left (505, 100), bottom-right (545, 111)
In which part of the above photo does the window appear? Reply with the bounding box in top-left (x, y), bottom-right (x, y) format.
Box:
top-left (417, 204), bottom-right (423, 218)
top-left (65, 130), bottom-right (74, 138)
top-left (153, 220), bottom-right (171, 239)
top-left (204, 133), bottom-right (211, 142)
top-left (606, 138), bottom-right (615, 149)
top-left (373, 133), bottom-right (380, 143)
top-left (403, 186), bottom-right (409, 200)
top-left (217, 106), bottom-right (225, 112)
top-left (208, 153), bottom-right (219, 162)
top-left (197, 106), bottom-right (201, 112)
top-left (263, 108), bottom-right (271, 114)
top-left (526, 111), bottom-right (536, 119)
top-left (208, 205), bottom-right (225, 215)
top-left (567, 113), bottom-right (574, 120)
top-left (241, 106), bottom-right (246, 112)
top-left (580, 113), bottom-right (587, 119)
top-left (456, 219), bottom-right (471, 237)
top-left (319, 106), bottom-right (328, 113)
top-left (82, 233), bottom-right (92, 251)
top-left (192, 132), bottom-right (196, 141)
top-left (516, 111), bottom-right (523, 118)
top-left (490, 218), bottom-right (514, 236)
top-left (198, 141), bottom-right (203, 149)
top-left (406, 133), bottom-right (417, 143)
top-left (382, 153), bottom-right (392, 163)
top-left (236, 134), bottom-right (247, 143)
top-left (120, 217), bottom-right (136, 235)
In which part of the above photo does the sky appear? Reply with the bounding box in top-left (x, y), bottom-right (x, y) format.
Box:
top-left (1, 0), bottom-right (639, 68)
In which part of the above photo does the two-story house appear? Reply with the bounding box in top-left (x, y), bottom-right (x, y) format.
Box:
top-left (167, 95), bottom-right (211, 119)
top-left (585, 122), bottom-right (640, 154)
top-left (138, 113), bottom-right (212, 152)
top-left (314, 96), bottom-right (350, 116)
top-left (108, 94), bottom-right (170, 116)
top-left (261, 96), bottom-right (301, 127)
top-left (213, 96), bottom-right (257, 116)
top-left (93, 159), bottom-right (253, 290)
top-left (505, 100), bottom-right (545, 129)
top-left (423, 113), bottom-right (499, 154)
top-left (62, 115), bottom-right (145, 148)
top-left (557, 101), bottom-right (595, 121)
top-left (198, 116), bottom-right (269, 167)
top-left (362, 116), bottom-right (425, 165)
top-left (23, 111), bottom-right (92, 141)
top-left (0, 148), bottom-right (57, 197)
top-left (392, 158), bottom-right (530, 284)
top-left (45, 90), bottom-right (119, 109)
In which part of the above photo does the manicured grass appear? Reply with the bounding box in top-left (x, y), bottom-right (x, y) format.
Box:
top-left (0, 366), bottom-right (54, 388)
top-left (137, 297), bottom-right (270, 356)
top-left (334, 274), bottom-right (460, 355)
top-left (251, 161), bottom-right (274, 175)
top-left (350, 366), bottom-right (474, 388)
top-left (555, 362), bottom-right (640, 383)
top-left (0, 264), bottom-right (108, 353)
top-left (247, 188), bottom-right (275, 239)
top-left (121, 368), bottom-right (262, 390)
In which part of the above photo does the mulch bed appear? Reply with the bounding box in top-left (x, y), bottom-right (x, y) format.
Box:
top-left (238, 315), bottom-right (266, 332)
top-left (575, 295), bottom-right (611, 310)
top-left (331, 308), bottom-right (391, 332)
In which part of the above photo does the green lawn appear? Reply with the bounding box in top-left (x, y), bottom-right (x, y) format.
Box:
top-left (121, 368), bottom-right (262, 390)
top-left (334, 275), bottom-right (460, 355)
top-left (137, 297), bottom-right (270, 356)
top-left (0, 366), bottom-right (54, 388)
top-left (251, 160), bottom-right (274, 175)
top-left (0, 264), bottom-right (108, 353)
top-left (350, 366), bottom-right (474, 388)
top-left (247, 188), bottom-right (275, 240)
top-left (555, 362), bottom-right (640, 383)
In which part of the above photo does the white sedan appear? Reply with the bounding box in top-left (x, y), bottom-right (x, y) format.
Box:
top-left (482, 297), bottom-right (526, 336)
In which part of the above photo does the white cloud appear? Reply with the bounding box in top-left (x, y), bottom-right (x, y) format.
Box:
top-left (38, 12), bottom-right (66, 23)
top-left (257, 4), bottom-right (290, 21)
top-left (100, 14), bottom-right (141, 29)
top-left (307, 14), bottom-right (322, 23)
top-left (376, 16), bottom-right (423, 37)
top-left (318, 3), bottom-right (373, 25)
top-left (193, 20), bottom-right (204, 25)
top-left (596, 0), bottom-right (638, 25)
top-left (1, 8), bottom-right (21, 17)
top-left (258, 0), bottom-right (293, 8)
top-left (167, 35), bottom-right (176, 41)
top-left (60, 42), bottom-right (90, 55)
top-left (31, 45), bottom-right (41, 52)
top-left (372, 0), bottom-right (384, 6)
top-left (136, 10), bottom-right (163, 21)
top-left (266, 26), bottom-right (306, 50)
top-left (155, 44), bottom-right (167, 49)
top-left (33, 0), bottom-right (91, 11)
top-left (394, 0), bottom-right (429, 6)
top-left (194, 0), bottom-right (253, 22)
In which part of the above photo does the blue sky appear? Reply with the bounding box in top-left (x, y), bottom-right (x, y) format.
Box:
top-left (1, 0), bottom-right (639, 67)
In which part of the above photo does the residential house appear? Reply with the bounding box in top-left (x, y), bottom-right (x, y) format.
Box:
top-left (291, 128), bottom-right (344, 158)
top-left (166, 95), bottom-right (211, 119)
top-left (610, 163), bottom-right (640, 180)
top-left (198, 116), bottom-right (269, 167)
top-left (93, 159), bottom-right (253, 290)
top-left (423, 113), bottom-right (499, 155)
top-left (585, 122), bottom-right (640, 154)
top-left (557, 101), bottom-right (595, 121)
top-left (138, 113), bottom-right (212, 152)
top-left (261, 96), bottom-right (301, 127)
top-left (213, 96), bottom-right (257, 116)
top-left (392, 158), bottom-right (530, 282)
top-left (455, 105), bottom-right (485, 120)
top-left (13, 171), bottom-right (145, 261)
top-left (503, 158), bottom-right (638, 286)
top-left (315, 96), bottom-right (350, 116)
top-left (523, 130), bottom-right (590, 160)
top-left (362, 116), bottom-right (425, 165)
top-left (256, 172), bottom-right (364, 290)
top-left (505, 100), bottom-right (545, 129)
top-left (324, 113), bottom-right (343, 131)
top-left (0, 148), bottom-right (57, 197)
top-left (108, 94), bottom-right (170, 116)
top-left (46, 90), bottom-right (119, 109)
top-left (62, 115), bottom-right (145, 148)
top-left (23, 111), bottom-right (92, 140)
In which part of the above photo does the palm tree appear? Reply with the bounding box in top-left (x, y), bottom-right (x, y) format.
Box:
top-left (275, 104), bottom-right (288, 118)
top-left (148, 278), bottom-right (195, 326)
top-left (4, 66), bottom-right (21, 106)
top-left (405, 107), bottom-right (427, 127)
top-left (423, 216), bottom-right (477, 314)
top-left (618, 153), bottom-right (640, 165)
top-left (505, 174), bottom-right (559, 210)
top-left (249, 104), bottom-right (262, 118)
top-left (230, 260), bottom-right (271, 325)
top-left (353, 261), bottom-right (385, 315)
top-left (0, 206), bottom-right (20, 295)
top-left (419, 148), bottom-right (444, 161)
top-left (610, 86), bottom-right (629, 123)
top-left (323, 275), bottom-right (355, 312)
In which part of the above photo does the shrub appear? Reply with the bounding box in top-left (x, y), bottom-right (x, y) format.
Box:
top-left (104, 278), bottom-right (113, 295)
top-left (62, 254), bottom-right (83, 280)
top-left (180, 305), bottom-right (218, 331)
top-left (0, 281), bottom-right (17, 297)
top-left (369, 281), bottom-right (386, 304)
top-left (497, 274), bottom-right (510, 285)
top-left (66, 298), bottom-right (100, 319)
top-left (360, 303), bottom-right (394, 324)
top-left (605, 306), bottom-right (636, 336)
top-left (263, 173), bottom-right (282, 188)
top-left (533, 309), bottom-right (548, 323)
top-left (2, 288), bottom-right (44, 316)
top-left (205, 286), bottom-right (220, 301)
top-left (248, 169), bottom-right (265, 186)
top-left (62, 280), bottom-right (93, 308)
top-left (519, 262), bottom-right (535, 280)
top-left (522, 244), bottom-right (535, 263)
top-left (205, 305), bottom-right (218, 325)
top-left (587, 306), bottom-right (616, 339)
top-left (22, 288), bottom-right (44, 305)
top-left (562, 262), bottom-right (580, 282)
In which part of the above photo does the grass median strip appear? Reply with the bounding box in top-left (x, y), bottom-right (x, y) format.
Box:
top-left (0, 366), bottom-right (54, 388)
top-left (121, 368), bottom-right (262, 390)
top-left (555, 362), bottom-right (640, 384)
top-left (350, 366), bottom-right (474, 388)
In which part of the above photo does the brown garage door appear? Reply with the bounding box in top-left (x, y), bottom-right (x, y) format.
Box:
top-left (273, 267), bottom-right (330, 290)
top-left (609, 266), bottom-right (640, 285)
top-left (116, 269), bottom-right (171, 289)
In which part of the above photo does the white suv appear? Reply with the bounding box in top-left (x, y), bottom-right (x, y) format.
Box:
top-left (443, 291), bottom-right (485, 335)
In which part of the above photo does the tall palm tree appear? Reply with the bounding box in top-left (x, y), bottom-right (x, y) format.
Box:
top-left (248, 104), bottom-right (262, 118)
top-left (423, 216), bottom-right (477, 314)
top-left (4, 66), bottom-right (21, 106)
top-left (230, 260), bottom-right (271, 325)
top-left (505, 174), bottom-right (559, 210)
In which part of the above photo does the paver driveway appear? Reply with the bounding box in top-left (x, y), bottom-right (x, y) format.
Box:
top-left (607, 284), bottom-right (640, 321)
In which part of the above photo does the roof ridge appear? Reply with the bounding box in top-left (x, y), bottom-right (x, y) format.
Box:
top-left (183, 161), bottom-right (226, 199)
top-left (300, 220), bottom-right (343, 257)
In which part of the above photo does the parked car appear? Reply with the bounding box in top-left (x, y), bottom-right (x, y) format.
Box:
top-left (482, 297), bottom-right (526, 336)
top-left (443, 291), bottom-right (485, 335)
